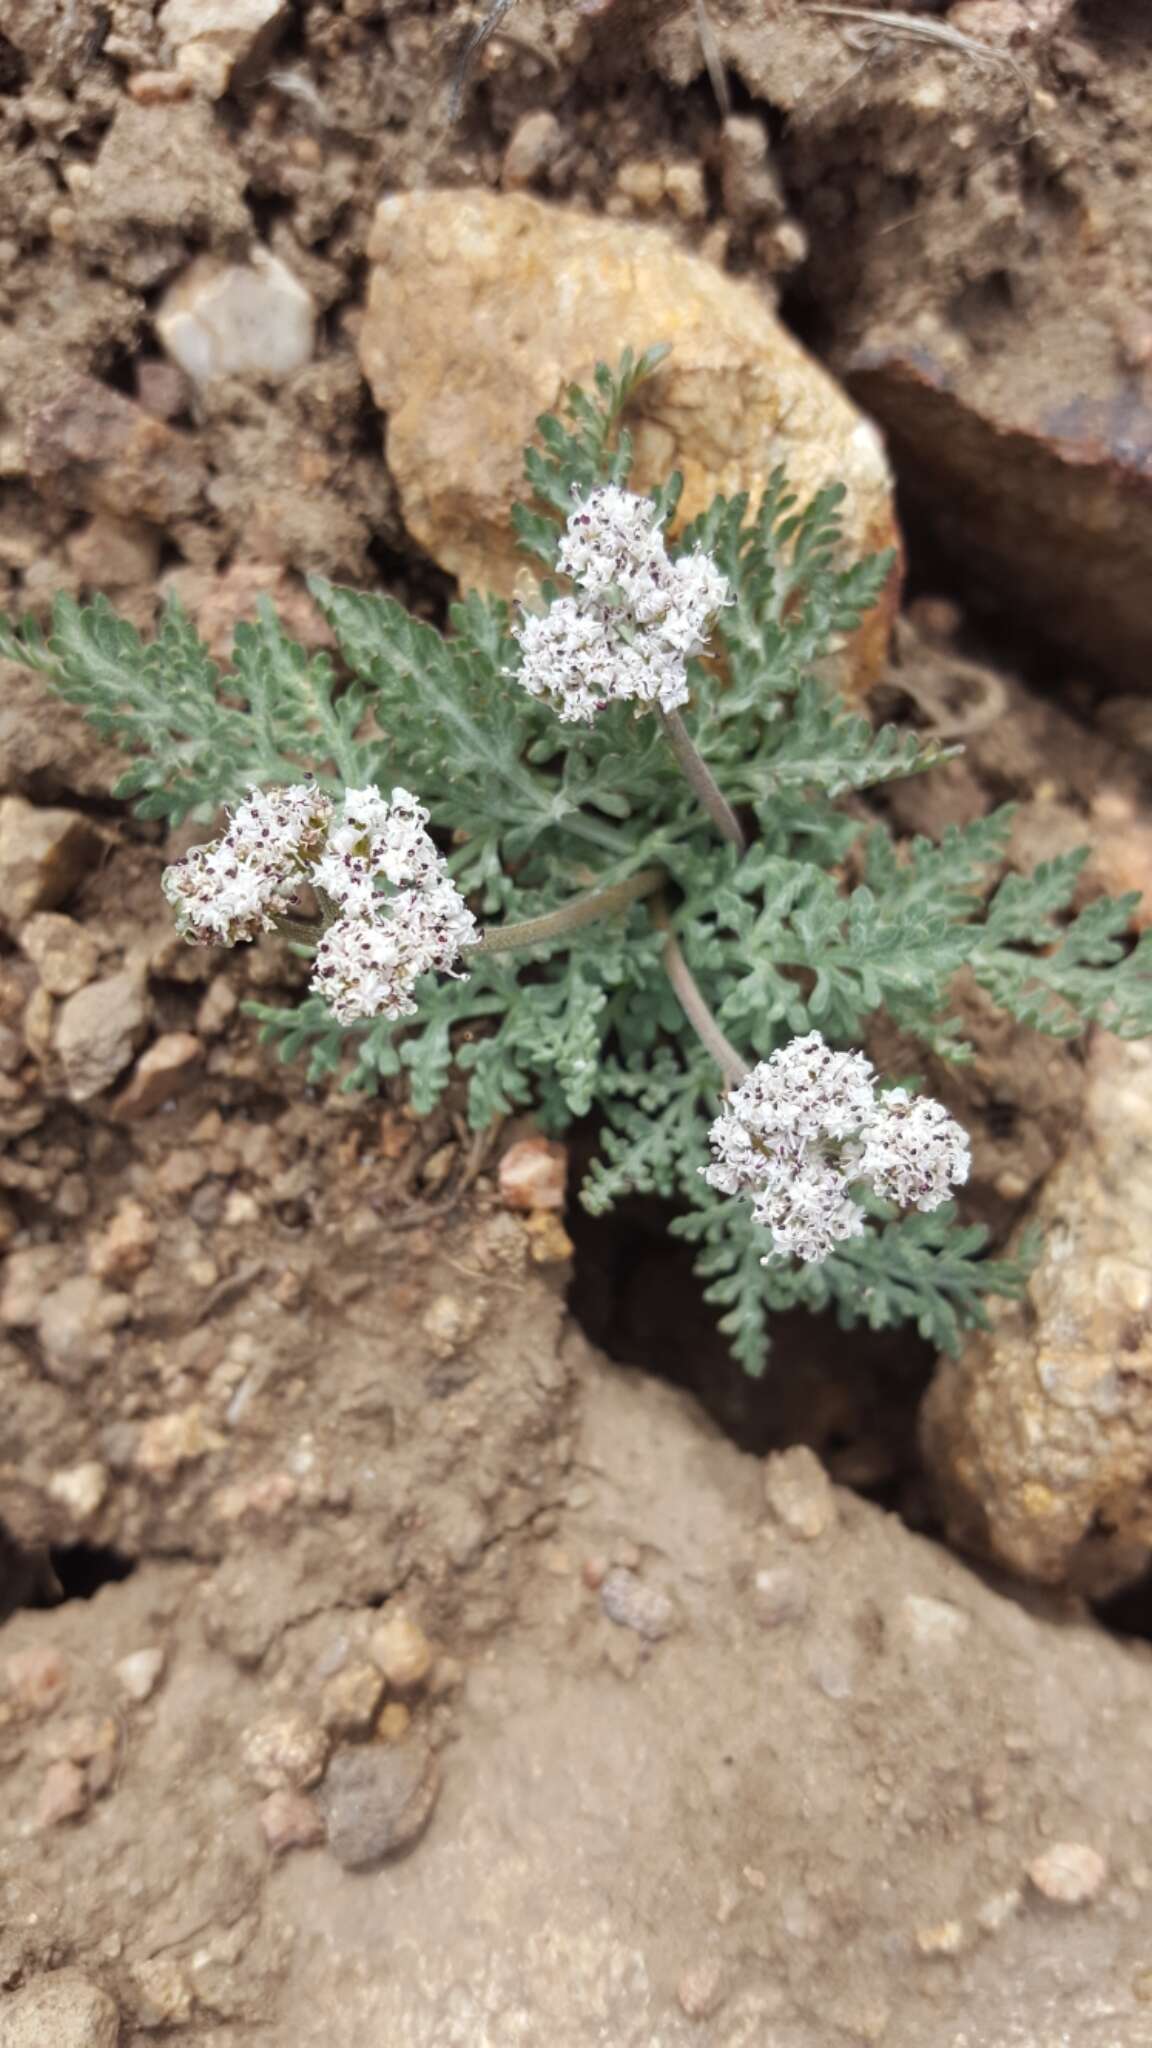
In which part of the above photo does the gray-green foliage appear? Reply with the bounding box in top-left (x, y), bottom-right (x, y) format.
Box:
top-left (3, 347), bottom-right (1149, 1374)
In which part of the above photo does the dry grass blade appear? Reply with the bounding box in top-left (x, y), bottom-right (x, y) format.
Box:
top-left (807, 4), bottom-right (1032, 99)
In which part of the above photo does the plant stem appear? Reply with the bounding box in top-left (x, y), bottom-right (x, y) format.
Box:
top-left (657, 707), bottom-right (746, 854)
top-left (272, 914), bottom-right (323, 945)
top-left (478, 866), bottom-right (665, 955)
top-left (651, 897), bottom-right (749, 1090)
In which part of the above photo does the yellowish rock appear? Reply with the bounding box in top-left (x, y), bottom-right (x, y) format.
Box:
top-left (922, 1035), bottom-right (1152, 1591)
top-left (359, 191), bottom-right (900, 692)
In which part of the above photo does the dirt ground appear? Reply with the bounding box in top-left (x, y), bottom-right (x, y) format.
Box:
top-left (4, 2), bottom-right (1152, 2043)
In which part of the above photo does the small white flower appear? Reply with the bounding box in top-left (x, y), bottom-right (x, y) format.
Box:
top-left (311, 785), bottom-right (441, 916)
top-left (311, 880), bottom-right (478, 1025)
top-left (511, 486), bottom-right (729, 724)
top-left (703, 1030), bottom-right (969, 1265)
top-left (857, 1090), bottom-right (971, 1213)
top-left (161, 781), bottom-right (332, 945)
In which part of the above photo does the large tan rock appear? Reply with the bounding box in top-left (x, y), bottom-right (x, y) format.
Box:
top-left (922, 1035), bottom-right (1152, 1592)
top-left (359, 190), bottom-right (901, 691)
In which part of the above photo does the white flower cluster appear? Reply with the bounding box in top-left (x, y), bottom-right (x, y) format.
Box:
top-left (162, 783), bottom-right (478, 1024)
top-left (161, 782), bottom-right (333, 946)
top-left (703, 1031), bottom-right (970, 1265)
top-left (512, 485), bottom-right (730, 723)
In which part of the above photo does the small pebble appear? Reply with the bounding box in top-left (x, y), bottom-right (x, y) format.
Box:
top-left (763, 1446), bottom-right (837, 1541)
top-left (915, 1920), bottom-right (966, 1957)
top-left (259, 1788), bottom-right (326, 1855)
top-left (376, 1700), bottom-right (412, 1743)
top-left (599, 1567), bottom-right (678, 1642)
top-left (678, 1955), bottom-right (725, 2019)
top-left (241, 1711), bottom-right (329, 1792)
top-left (750, 1564), bottom-right (809, 1628)
top-left (1028, 1842), bottom-right (1108, 1905)
top-left (320, 1739), bottom-right (440, 1869)
top-left (129, 1957), bottom-right (192, 2027)
top-left (4, 1645), bottom-right (70, 1714)
top-left (116, 1647), bottom-right (166, 1702)
top-left (976, 1888), bottom-right (1021, 1935)
top-left (35, 1758), bottom-right (88, 1828)
top-left (498, 1136), bottom-right (567, 1211)
top-left (369, 1605), bottom-right (435, 1691)
top-left (47, 1461), bottom-right (108, 1522)
top-left (897, 1594), bottom-right (971, 1654)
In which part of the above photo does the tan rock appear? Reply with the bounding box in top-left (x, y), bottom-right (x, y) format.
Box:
top-left (368, 1604), bottom-right (434, 1691)
top-left (47, 1461), bottom-right (109, 1522)
top-left (498, 1136), bottom-right (567, 1212)
top-left (34, 1758), bottom-right (88, 1828)
top-left (19, 913), bottom-right (100, 996)
top-left (0, 1971), bottom-right (120, 2048)
top-left (88, 1198), bottom-right (157, 1284)
top-left (113, 1031), bottom-right (204, 1118)
top-left (420, 1290), bottom-right (488, 1362)
top-left (159, 0), bottom-right (289, 91)
top-left (241, 1710), bottom-right (329, 1791)
top-left (501, 110), bottom-right (564, 191)
top-left (319, 1661), bottom-right (386, 1737)
top-left (1028, 1842), bottom-right (1107, 1905)
top-left (157, 249), bottom-right (315, 384)
top-left (359, 191), bottom-right (900, 692)
top-left (129, 1958), bottom-right (192, 2028)
top-left (763, 1445), bottom-right (837, 1541)
top-left (0, 797), bottom-right (100, 931)
top-left (135, 1404), bottom-right (224, 1480)
top-left (54, 969), bottom-right (149, 1103)
top-left (922, 1036), bottom-right (1152, 1591)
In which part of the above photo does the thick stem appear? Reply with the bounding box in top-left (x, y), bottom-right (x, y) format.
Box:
top-left (657, 707), bottom-right (746, 854)
top-left (478, 866), bottom-right (665, 955)
top-left (271, 914), bottom-right (323, 946)
top-left (652, 897), bottom-right (749, 1091)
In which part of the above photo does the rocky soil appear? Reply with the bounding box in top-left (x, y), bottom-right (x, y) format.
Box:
top-left (4, 1), bottom-right (1152, 2043)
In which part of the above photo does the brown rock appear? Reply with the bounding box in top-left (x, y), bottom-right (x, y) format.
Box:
top-left (849, 340), bottom-right (1152, 682)
top-left (54, 970), bottom-right (149, 1103)
top-left (320, 1739), bottom-right (440, 1868)
top-left (922, 1036), bottom-right (1152, 1591)
top-left (112, 1031), bottom-right (204, 1118)
top-left (19, 913), bottom-right (101, 996)
top-left (65, 512), bottom-right (161, 590)
top-left (498, 1136), bottom-right (568, 1212)
top-left (0, 797), bottom-right (100, 930)
top-left (25, 377), bottom-right (207, 526)
top-left (359, 191), bottom-right (900, 692)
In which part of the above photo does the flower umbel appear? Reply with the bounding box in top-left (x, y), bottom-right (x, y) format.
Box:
top-left (703, 1031), bottom-right (970, 1264)
top-left (161, 782), bottom-right (333, 945)
top-left (512, 485), bottom-right (729, 723)
top-left (162, 783), bottom-right (478, 1023)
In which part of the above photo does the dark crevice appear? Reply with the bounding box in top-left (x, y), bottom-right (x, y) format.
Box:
top-left (0, 1529), bottom-right (137, 1622)
top-left (565, 1158), bottom-right (936, 1511)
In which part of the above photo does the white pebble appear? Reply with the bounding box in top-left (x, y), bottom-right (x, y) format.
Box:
top-left (115, 1647), bottom-right (166, 1702)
